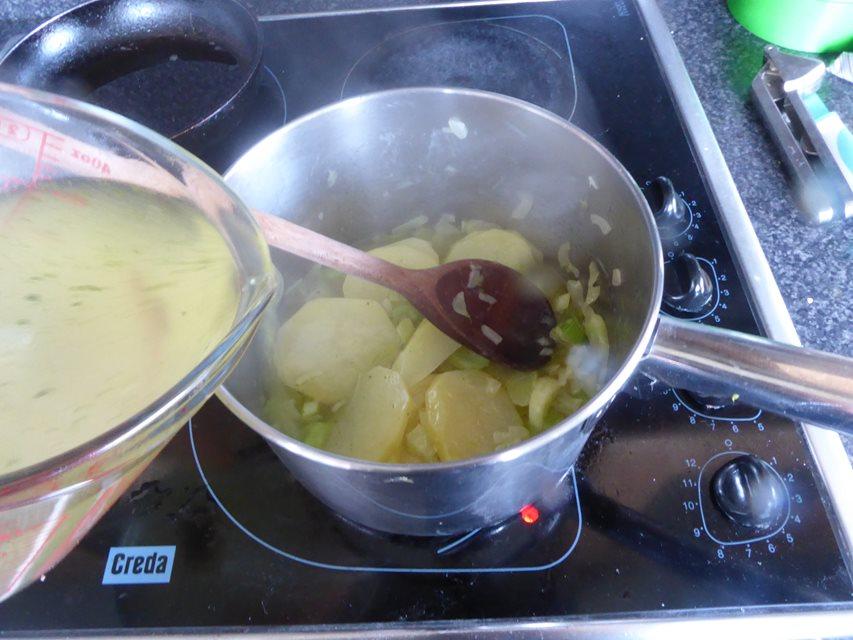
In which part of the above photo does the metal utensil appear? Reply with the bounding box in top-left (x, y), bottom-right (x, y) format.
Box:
top-left (752, 46), bottom-right (853, 224)
top-left (256, 212), bottom-right (556, 370)
top-left (220, 88), bottom-right (853, 536)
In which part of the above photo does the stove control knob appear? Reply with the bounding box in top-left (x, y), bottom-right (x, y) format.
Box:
top-left (712, 455), bottom-right (787, 530)
top-left (683, 390), bottom-right (730, 410)
top-left (646, 176), bottom-right (688, 231)
top-left (663, 253), bottom-right (714, 313)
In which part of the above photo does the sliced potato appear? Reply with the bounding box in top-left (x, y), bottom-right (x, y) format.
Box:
top-left (409, 375), bottom-right (436, 411)
top-left (274, 298), bottom-right (400, 404)
top-left (445, 229), bottom-right (538, 273)
top-left (343, 238), bottom-right (439, 304)
top-left (325, 366), bottom-right (411, 461)
top-left (423, 370), bottom-right (523, 461)
top-left (405, 423), bottom-right (438, 462)
top-left (393, 320), bottom-right (459, 386)
top-left (493, 425), bottom-right (531, 451)
top-left (397, 449), bottom-right (425, 464)
top-left (404, 375), bottom-right (435, 432)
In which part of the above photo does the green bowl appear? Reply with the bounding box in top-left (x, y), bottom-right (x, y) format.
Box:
top-left (728, 0), bottom-right (853, 53)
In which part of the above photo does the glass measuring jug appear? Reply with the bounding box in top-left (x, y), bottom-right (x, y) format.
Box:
top-left (0, 82), bottom-right (278, 602)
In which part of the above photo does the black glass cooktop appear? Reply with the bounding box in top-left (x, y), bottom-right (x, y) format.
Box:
top-left (2, 0), bottom-right (852, 633)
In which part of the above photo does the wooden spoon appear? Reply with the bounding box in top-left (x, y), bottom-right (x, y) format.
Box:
top-left (255, 212), bottom-right (557, 370)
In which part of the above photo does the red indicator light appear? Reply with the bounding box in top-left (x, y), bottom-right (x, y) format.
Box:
top-left (519, 504), bottom-right (540, 525)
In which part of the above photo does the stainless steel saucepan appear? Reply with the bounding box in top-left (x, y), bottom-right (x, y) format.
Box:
top-left (218, 87), bottom-right (853, 536)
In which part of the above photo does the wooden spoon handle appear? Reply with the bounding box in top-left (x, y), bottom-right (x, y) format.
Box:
top-left (254, 211), bottom-right (411, 293)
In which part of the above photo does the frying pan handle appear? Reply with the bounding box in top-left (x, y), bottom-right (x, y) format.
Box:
top-left (642, 315), bottom-right (853, 434)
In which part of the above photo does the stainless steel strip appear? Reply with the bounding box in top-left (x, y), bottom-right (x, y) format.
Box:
top-left (634, 0), bottom-right (853, 566)
top-left (12, 607), bottom-right (853, 639)
top-left (257, 0), bottom-right (559, 21)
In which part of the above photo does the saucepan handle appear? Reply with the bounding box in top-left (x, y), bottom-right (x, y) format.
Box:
top-left (641, 315), bottom-right (853, 434)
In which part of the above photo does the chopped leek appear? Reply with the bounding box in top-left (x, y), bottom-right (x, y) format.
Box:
top-left (447, 347), bottom-right (490, 370)
top-left (304, 421), bottom-right (333, 448)
top-left (556, 317), bottom-right (586, 344)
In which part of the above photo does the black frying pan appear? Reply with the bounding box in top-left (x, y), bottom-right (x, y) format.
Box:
top-left (0, 0), bottom-right (262, 154)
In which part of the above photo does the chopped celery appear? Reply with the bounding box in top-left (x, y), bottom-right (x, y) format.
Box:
top-left (528, 377), bottom-right (563, 432)
top-left (447, 347), bottom-right (490, 370)
top-left (505, 371), bottom-right (537, 407)
top-left (396, 317), bottom-right (416, 343)
top-left (554, 391), bottom-right (586, 415)
top-left (487, 365), bottom-right (537, 406)
top-left (304, 421), bottom-right (333, 449)
top-left (263, 391), bottom-right (302, 440)
top-left (556, 317), bottom-right (586, 344)
top-left (413, 226), bottom-right (434, 243)
top-left (542, 410), bottom-right (565, 430)
top-left (389, 301), bottom-right (422, 324)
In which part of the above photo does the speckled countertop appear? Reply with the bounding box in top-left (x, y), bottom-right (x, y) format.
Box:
top-left (0, 0), bottom-right (850, 455)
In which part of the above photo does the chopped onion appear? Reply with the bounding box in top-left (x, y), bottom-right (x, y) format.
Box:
top-left (467, 264), bottom-right (484, 288)
top-left (391, 215), bottom-right (429, 236)
top-left (451, 291), bottom-right (470, 318)
top-left (589, 213), bottom-right (612, 235)
top-left (554, 292), bottom-right (571, 312)
top-left (327, 169), bottom-right (337, 187)
top-left (611, 268), bottom-right (623, 286)
top-left (586, 262), bottom-right (601, 305)
top-left (566, 280), bottom-right (584, 308)
top-left (588, 175), bottom-right (599, 190)
top-left (511, 192), bottom-right (534, 220)
top-left (461, 219), bottom-right (497, 234)
top-left (478, 291), bottom-right (497, 304)
top-left (557, 241), bottom-right (580, 277)
top-left (539, 347), bottom-right (554, 357)
top-left (481, 324), bottom-right (503, 345)
top-left (444, 117), bottom-right (468, 139)
top-left (583, 310), bottom-right (609, 349)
